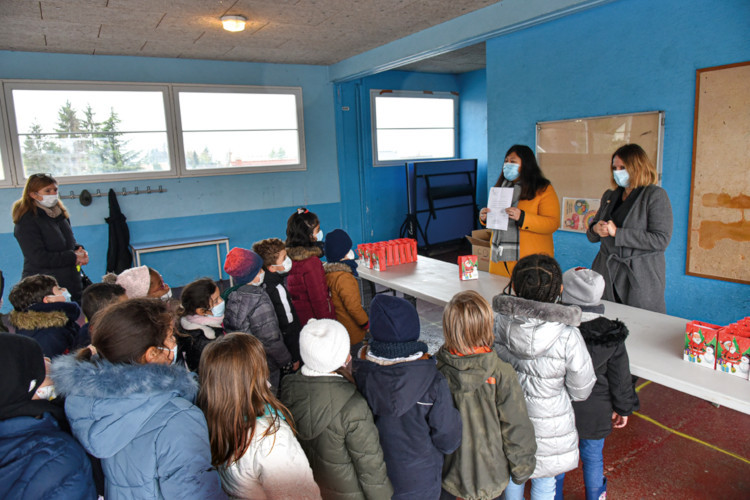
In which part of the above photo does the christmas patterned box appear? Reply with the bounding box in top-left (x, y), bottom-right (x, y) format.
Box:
top-left (683, 321), bottom-right (720, 369)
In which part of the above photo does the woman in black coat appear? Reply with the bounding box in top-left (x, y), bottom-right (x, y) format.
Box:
top-left (12, 174), bottom-right (88, 303)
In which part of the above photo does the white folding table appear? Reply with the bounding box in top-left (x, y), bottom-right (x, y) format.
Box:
top-left (358, 256), bottom-right (750, 415)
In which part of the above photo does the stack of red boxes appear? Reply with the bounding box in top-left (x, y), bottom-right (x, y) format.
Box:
top-left (357, 238), bottom-right (418, 271)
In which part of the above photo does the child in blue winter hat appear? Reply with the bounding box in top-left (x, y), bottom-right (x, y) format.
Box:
top-left (353, 294), bottom-right (462, 500)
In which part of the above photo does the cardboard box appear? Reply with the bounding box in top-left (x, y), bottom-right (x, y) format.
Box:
top-left (466, 229), bottom-right (491, 272)
top-left (683, 321), bottom-right (720, 369)
top-left (458, 255), bottom-right (479, 280)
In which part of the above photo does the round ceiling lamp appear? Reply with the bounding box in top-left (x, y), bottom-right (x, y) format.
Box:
top-left (221, 15), bottom-right (247, 32)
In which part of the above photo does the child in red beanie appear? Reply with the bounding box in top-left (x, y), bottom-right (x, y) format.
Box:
top-left (223, 247), bottom-right (292, 391)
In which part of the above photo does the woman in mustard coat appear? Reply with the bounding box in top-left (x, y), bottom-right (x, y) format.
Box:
top-left (479, 145), bottom-right (560, 277)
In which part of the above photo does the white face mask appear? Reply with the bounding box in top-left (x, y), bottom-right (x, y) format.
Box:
top-left (315, 230), bottom-right (324, 242)
top-left (251, 271), bottom-right (265, 286)
top-left (38, 193), bottom-right (59, 208)
top-left (160, 289), bottom-right (172, 301)
top-left (35, 384), bottom-right (57, 401)
top-left (345, 250), bottom-right (356, 261)
top-left (281, 256), bottom-right (292, 273)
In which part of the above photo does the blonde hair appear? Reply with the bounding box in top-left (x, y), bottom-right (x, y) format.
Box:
top-left (197, 333), bottom-right (294, 467)
top-left (611, 144), bottom-right (657, 189)
top-left (12, 174), bottom-right (69, 223)
top-left (442, 291), bottom-right (494, 355)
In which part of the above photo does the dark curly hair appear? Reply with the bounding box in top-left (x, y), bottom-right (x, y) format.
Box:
top-left (506, 254), bottom-right (563, 304)
top-left (494, 144), bottom-right (552, 201)
top-left (9, 274), bottom-right (58, 311)
top-left (252, 238), bottom-right (286, 269)
top-left (285, 208), bottom-right (320, 248)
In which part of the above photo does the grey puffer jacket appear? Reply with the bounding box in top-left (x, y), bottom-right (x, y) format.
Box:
top-left (224, 284), bottom-right (291, 389)
top-left (493, 295), bottom-right (595, 479)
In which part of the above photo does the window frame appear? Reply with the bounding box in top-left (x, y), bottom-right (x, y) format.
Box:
top-left (172, 84), bottom-right (307, 177)
top-left (0, 80), bottom-right (308, 187)
top-left (3, 80), bottom-right (178, 185)
top-left (370, 89), bottom-right (459, 167)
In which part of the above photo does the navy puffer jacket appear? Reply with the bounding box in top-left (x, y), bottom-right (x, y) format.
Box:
top-left (0, 412), bottom-right (96, 500)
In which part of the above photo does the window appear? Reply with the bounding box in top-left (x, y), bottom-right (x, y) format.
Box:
top-left (5, 82), bottom-right (172, 182)
top-left (175, 87), bottom-right (305, 175)
top-left (0, 80), bottom-right (307, 186)
top-left (371, 90), bottom-right (458, 166)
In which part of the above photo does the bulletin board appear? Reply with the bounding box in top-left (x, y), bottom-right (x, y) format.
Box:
top-left (687, 61), bottom-right (750, 285)
top-left (536, 111), bottom-right (664, 231)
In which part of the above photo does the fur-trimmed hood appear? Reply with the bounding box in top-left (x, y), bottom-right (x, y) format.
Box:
top-left (286, 245), bottom-right (323, 261)
top-left (323, 262), bottom-right (352, 274)
top-left (579, 316), bottom-right (629, 347)
top-left (493, 295), bottom-right (582, 359)
top-left (51, 354), bottom-right (199, 458)
top-left (10, 301), bottom-right (80, 330)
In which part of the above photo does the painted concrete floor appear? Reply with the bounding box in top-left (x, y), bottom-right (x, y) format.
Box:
top-left (408, 296), bottom-right (750, 499)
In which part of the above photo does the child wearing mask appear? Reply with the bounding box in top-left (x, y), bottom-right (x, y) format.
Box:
top-left (223, 247), bottom-right (292, 392)
top-left (285, 208), bottom-right (336, 326)
top-left (253, 237), bottom-right (302, 368)
top-left (281, 318), bottom-right (393, 499)
top-left (353, 294), bottom-right (462, 500)
top-left (9, 274), bottom-right (81, 357)
top-left (198, 333), bottom-right (320, 499)
top-left (556, 267), bottom-right (639, 500)
top-left (51, 298), bottom-right (226, 499)
top-left (324, 229), bottom-right (369, 354)
top-left (493, 254), bottom-right (596, 500)
top-left (102, 265), bottom-right (171, 300)
top-left (436, 291), bottom-right (537, 500)
top-left (176, 277), bottom-right (226, 372)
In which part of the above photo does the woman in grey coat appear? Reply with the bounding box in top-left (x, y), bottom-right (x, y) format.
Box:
top-left (493, 255), bottom-right (595, 500)
top-left (587, 144), bottom-right (673, 313)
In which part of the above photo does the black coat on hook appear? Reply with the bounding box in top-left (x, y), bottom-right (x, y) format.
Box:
top-left (105, 189), bottom-right (132, 274)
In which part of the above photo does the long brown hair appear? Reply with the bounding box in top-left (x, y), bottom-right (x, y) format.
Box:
top-left (197, 333), bottom-right (295, 467)
top-left (77, 298), bottom-right (173, 363)
top-left (442, 290), bottom-right (495, 355)
top-left (11, 173), bottom-right (69, 223)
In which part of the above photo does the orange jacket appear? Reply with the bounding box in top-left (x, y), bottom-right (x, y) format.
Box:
top-left (324, 262), bottom-right (369, 345)
top-left (486, 185), bottom-right (560, 277)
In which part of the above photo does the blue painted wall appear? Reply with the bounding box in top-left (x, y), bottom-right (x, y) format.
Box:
top-left (483, 0), bottom-right (750, 324)
top-left (458, 69), bottom-right (488, 207)
top-left (0, 51), bottom-right (340, 312)
top-left (334, 71), bottom-right (461, 243)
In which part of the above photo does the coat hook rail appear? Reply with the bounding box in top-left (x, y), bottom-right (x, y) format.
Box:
top-left (59, 185), bottom-right (167, 200)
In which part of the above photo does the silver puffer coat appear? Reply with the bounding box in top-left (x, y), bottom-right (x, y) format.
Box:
top-left (492, 295), bottom-right (595, 479)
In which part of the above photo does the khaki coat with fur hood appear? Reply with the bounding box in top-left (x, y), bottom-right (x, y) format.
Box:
top-left (493, 294), bottom-right (596, 479)
top-left (324, 262), bottom-right (368, 345)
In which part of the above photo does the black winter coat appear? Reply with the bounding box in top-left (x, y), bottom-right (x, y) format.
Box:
top-left (14, 209), bottom-right (83, 302)
top-left (573, 314), bottom-right (640, 440)
top-left (9, 301), bottom-right (82, 358)
top-left (264, 270), bottom-right (302, 363)
top-left (353, 354), bottom-right (462, 500)
top-left (176, 316), bottom-right (224, 372)
top-left (105, 189), bottom-right (132, 274)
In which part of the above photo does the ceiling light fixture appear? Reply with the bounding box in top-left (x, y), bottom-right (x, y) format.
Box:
top-left (221, 15), bottom-right (247, 32)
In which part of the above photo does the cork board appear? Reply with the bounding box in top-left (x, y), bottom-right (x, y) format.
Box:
top-left (536, 111), bottom-right (663, 231)
top-left (687, 61), bottom-right (750, 284)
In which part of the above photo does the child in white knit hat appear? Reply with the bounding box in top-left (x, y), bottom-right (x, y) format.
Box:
top-left (280, 318), bottom-right (392, 499)
top-left (556, 267), bottom-right (640, 500)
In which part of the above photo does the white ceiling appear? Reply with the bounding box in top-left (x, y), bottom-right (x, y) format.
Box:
top-left (0, 0), bottom-right (496, 73)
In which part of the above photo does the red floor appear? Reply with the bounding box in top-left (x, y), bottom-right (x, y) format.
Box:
top-left (559, 380), bottom-right (750, 499)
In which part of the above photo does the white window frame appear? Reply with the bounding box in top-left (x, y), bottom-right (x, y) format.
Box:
top-left (370, 89), bottom-right (459, 167)
top-left (3, 80), bottom-right (178, 185)
top-left (0, 91), bottom-right (14, 187)
top-left (0, 80), bottom-right (307, 187)
top-left (172, 84), bottom-right (307, 177)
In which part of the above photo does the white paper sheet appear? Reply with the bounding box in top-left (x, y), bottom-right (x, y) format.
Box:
top-left (487, 187), bottom-right (514, 230)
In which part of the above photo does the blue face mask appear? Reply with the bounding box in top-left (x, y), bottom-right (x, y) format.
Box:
top-left (503, 162), bottom-right (520, 181)
top-left (315, 230), bottom-right (324, 242)
top-left (210, 300), bottom-right (225, 317)
top-left (61, 290), bottom-right (72, 302)
top-left (613, 169), bottom-right (630, 188)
